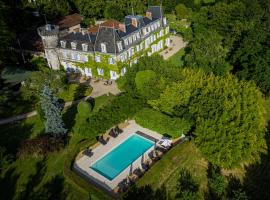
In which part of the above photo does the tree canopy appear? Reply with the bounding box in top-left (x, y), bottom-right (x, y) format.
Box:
top-left (150, 69), bottom-right (267, 168)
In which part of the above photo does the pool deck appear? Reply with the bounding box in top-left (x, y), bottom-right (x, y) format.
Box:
top-left (73, 120), bottom-right (163, 192)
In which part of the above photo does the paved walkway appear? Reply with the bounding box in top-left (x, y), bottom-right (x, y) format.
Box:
top-left (159, 35), bottom-right (187, 60)
top-left (74, 120), bottom-right (163, 192)
top-left (0, 81), bottom-right (121, 125)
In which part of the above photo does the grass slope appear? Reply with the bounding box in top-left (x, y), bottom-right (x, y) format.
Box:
top-left (0, 95), bottom-right (114, 200)
top-left (137, 142), bottom-right (208, 199)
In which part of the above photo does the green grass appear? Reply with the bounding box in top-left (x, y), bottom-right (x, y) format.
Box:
top-left (58, 83), bottom-right (92, 102)
top-left (0, 94), bottom-right (115, 200)
top-left (167, 48), bottom-right (185, 67)
top-left (137, 142), bottom-right (208, 199)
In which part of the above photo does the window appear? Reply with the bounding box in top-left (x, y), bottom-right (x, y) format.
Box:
top-left (97, 68), bottom-right (104, 76)
top-left (124, 39), bottom-right (128, 46)
top-left (85, 68), bottom-right (92, 77)
top-left (63, 51), bottom-right (68, 58)
top-left (71, 53), bottom-right (76, 60)
top-left (133, 34), bottom-right (136, 42)
top-left (60, 40), bottom-right (66, 48)
top-left (136, 32), bottom-right (140, 39)
top-left (153, 35), bottom-right (156, 41)
top-left (163, 17), bottom-right (167, 26)
top-left (151, 25), bottom-right (154, 31)
top-left (95, 55), bottom-right (101, 62)
top-left (110, 70), bottom-right (117, 79)
top-left (120, 54), bottom-right (125, 62)
top-left (71, 42), bottom-right (77, 50)
top-left (101, 43), bottom-right (107, 53)
top-left (121, 67), bottom-right (126, 75)
top-left (157, 21), bottom-right (160, 27)
top-left (82, 43), bottom-right (88, 51)
top-left (108, 57), bottom-right (115, 65)
top-left (117, 42), bottom-right (123, 52)
top-left (128, 37), bottom-right (132, 44)
top-left (76, 53), bottom-right (81, 61)
top-left (136, 45), bottom-right (140, 52)
top-left (82, 55), bottom-right (88, 62)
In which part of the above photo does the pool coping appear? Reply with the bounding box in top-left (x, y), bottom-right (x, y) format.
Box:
top-left (73, 120), bottom-right (163, 192)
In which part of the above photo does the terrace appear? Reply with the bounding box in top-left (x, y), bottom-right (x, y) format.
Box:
top-left (73, 120), bottom-right (173, 195)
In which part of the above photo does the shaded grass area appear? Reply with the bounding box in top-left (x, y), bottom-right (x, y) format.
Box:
top-left (137, 142), bottom-right (208, 199)
top-left (0, 95), bottom-right (114, 200)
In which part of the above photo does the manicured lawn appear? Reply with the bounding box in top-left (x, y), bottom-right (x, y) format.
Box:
top-left (167, 48), bottom-right (185, 67)
top-left (0, 94), bottom-right (114, 200)
top-left (58, 83), bottom-right (92, 102)
top-left (137, 142), bottom-right (208, 199)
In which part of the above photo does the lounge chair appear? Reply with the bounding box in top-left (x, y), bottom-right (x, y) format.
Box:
top-left (115, 125), bottom-right (123, 134)
top-left (133, 168), bottom-right (143, 178)
top-left (97, 135), bottom-right (107, 145)
top-left (109, 128), bottom-right (118, 138)
top-left (83, 148), bottom-right (93, 157)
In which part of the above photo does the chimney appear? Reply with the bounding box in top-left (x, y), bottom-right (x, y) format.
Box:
top-left (119, 23), bottom-right (126, 33)
top-left (146, 11), bottom-right (152, 20)
top-left (131, 18), bottom-right (138, 27)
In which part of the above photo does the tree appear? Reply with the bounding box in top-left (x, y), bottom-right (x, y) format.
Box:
top-left (40, 85), bottom-right (67, 137)
top-left (0, 1), bottom-right (14, 64)
top-left (150, 69), bottom-right (267, 168)
top-left (104, 2), bottom-right (125, 21)
top-left (175, 4), bottom-right (190, 19)
top-left (135, 70), bottom-right (165, 100)
top-left (176, 168), bottom-right (200, 199)
top-left (76, 0), bottom-right (106, 20)
top-left (185, 28), bottom-right (231, 76)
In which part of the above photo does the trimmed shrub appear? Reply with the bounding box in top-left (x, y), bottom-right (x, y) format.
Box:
top-left (73, 101), bottom-right (92, 134)
top-left (135, 108), bottom-right (192, 138)
top-left (58, 83), bottom-right (92, 102)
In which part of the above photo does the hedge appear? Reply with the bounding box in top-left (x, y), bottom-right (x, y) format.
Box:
top-left (135, 108), bottom-right (192, 138)
top-left (78, 94), bottom-right (145, 137)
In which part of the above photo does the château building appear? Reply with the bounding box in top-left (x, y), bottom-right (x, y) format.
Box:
top-left (37, 6), bottom-right (170, 80)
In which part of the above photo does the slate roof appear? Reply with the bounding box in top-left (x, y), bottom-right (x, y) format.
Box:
top-left (58, 32), bottom-right (94, 52)
top-left (57, 6), bottom-right (165, 53)
top-left (94, 27), bottom-right (122, 54)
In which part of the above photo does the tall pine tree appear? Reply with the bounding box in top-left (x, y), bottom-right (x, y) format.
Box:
top-left (41, 85), bottom-right (67, 137)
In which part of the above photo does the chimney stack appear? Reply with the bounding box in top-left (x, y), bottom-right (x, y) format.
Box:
top-left (119, 23), bottom-right (126, 33)
top-left (146, 11), bottom-right (152, 20)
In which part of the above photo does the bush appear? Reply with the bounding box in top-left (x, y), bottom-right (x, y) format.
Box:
top-left (78, 94), bottom-right (144, 137)
top-left (18, 135), bottom-right (65, 156)
top-left (135, 108), bottom-right (192, 138)
top-left (73, 101), bottom-right (92, 134)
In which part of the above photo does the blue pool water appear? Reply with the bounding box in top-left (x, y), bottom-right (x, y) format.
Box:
top-left (91, 134), bottom-right (154, 180)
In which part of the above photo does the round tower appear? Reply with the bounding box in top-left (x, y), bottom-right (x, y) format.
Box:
top-left (37, 24), bottom-right (60, 70)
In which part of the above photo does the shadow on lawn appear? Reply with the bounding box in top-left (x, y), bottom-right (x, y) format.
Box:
top-left (241, 128), bottom-right (270, 200)
top-left (0, 167), bottom-right (21, 200)
top-left (0, 122), bottom-right (34, 156)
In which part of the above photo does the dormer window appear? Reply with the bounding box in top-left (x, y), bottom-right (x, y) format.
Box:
top-left (82, 43), bottom-right (88, 51)
top-left (117, 42), bottom-right (123, 52)
top-left (60, 40), bottom-right (66, 48)
top-left (101, 43), bottom-right (107, 53)
top-left (71, 42), bottom-right (77, 50)
top-left (124, 39), bottom-right (128, 46)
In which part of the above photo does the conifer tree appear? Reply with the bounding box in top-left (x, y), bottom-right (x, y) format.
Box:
top-left (40, 85), bottom-right (67, 137)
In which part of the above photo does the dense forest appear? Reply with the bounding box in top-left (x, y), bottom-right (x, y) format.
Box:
top-left (0, 0), bottom-right (270, 199)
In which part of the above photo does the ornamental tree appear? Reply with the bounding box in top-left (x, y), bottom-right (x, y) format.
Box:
top-left (40, 85), bottom-right (67, 137)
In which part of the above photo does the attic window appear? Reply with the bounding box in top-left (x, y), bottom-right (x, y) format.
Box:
top-left (82, 43), bottom-right (88, 51)
top-left (117, 42), bottom-right (123, 52)
top-left (60, 40), bottom-right (66, 48)
top-left (71, 42), bottom-right (77, 50)
top-left (101, 43), bottom-right (107, 53)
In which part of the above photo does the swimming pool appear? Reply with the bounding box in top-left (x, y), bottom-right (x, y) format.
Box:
top-left (90, 134), bottom-right (154, 181)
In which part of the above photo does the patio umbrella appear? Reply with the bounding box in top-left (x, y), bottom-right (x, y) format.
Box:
top-left (161, 139), bottom-right (171, 148)
top-left (129, 163), bottom-right (133, 175)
